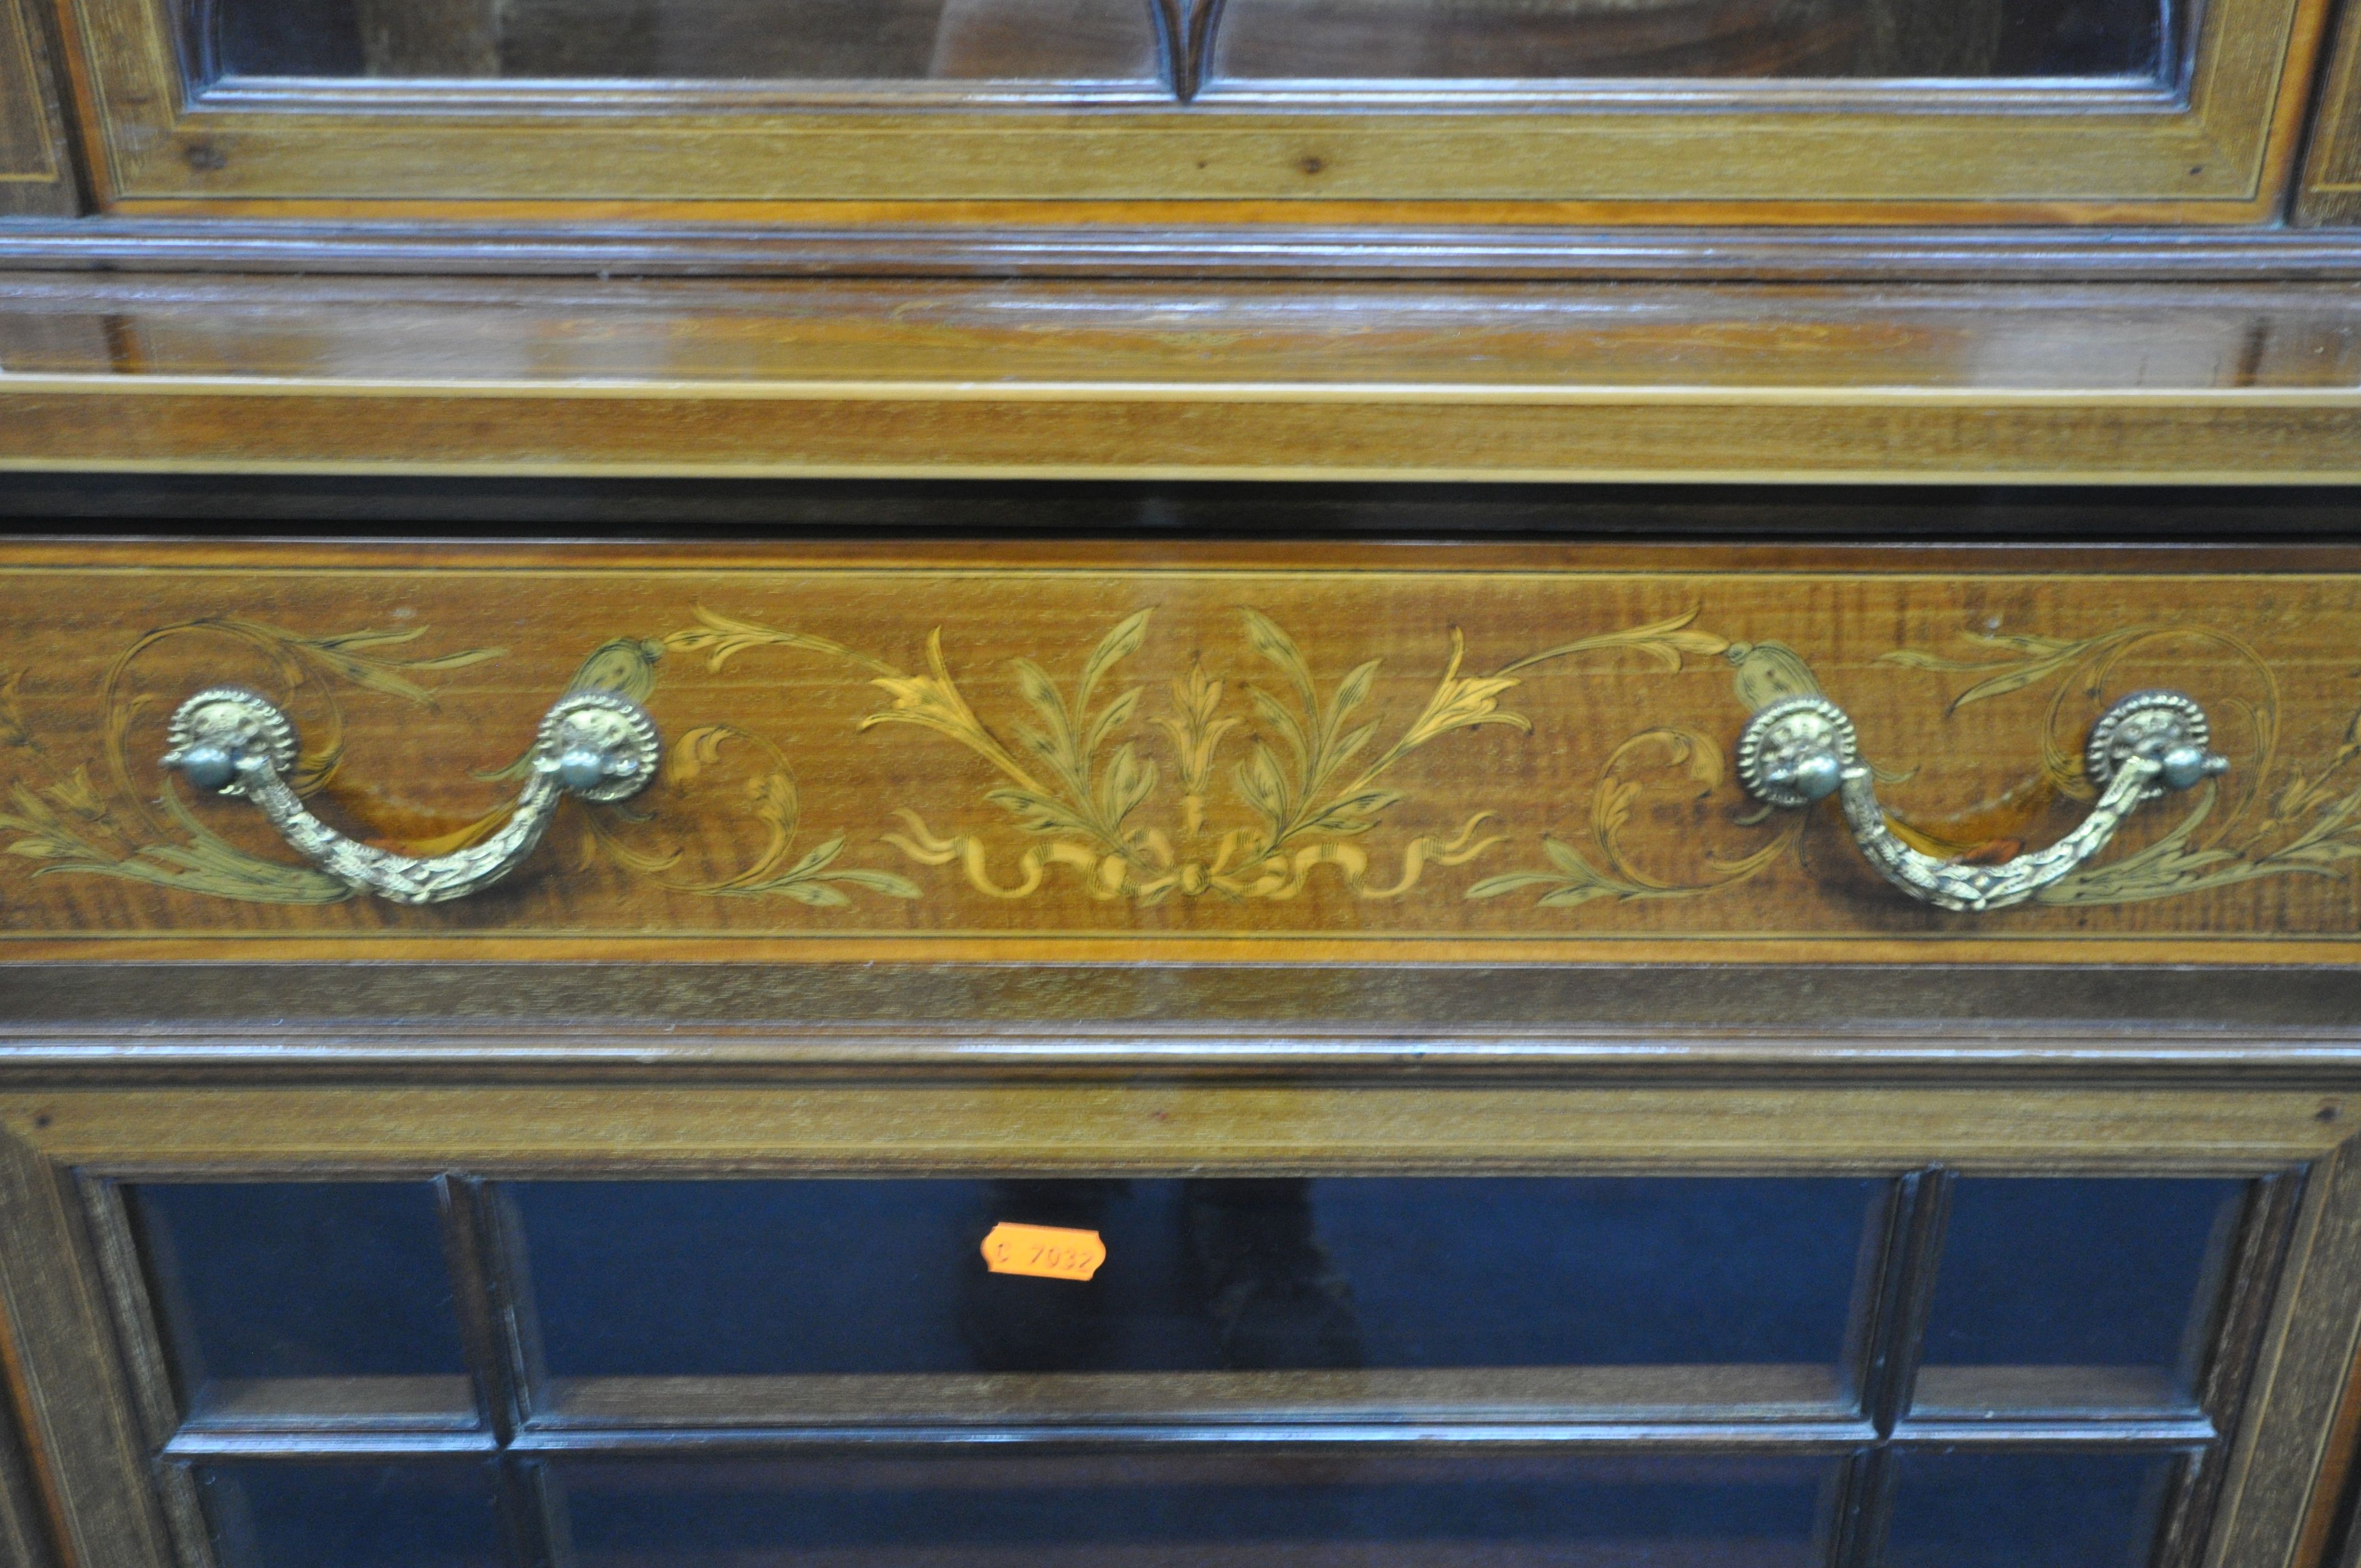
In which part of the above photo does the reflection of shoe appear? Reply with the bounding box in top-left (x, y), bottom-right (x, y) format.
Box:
top-left (1207, 1274), bottom-right (1364, 1370)
top-left (1182, 1179), bottom-right (1366, 1371)
top-left (959, 1180), bottom-right (1119, 1373)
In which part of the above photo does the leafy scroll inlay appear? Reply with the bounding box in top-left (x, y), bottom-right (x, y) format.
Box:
top-left (0, 620), bottom-right (915, 910)
top-left (539, 638), bottom-right (918, 906)
top-left (1466, 727), bottom-right (1799, 910)
top-left (1873, 627), bottom-right (2361, 907)
top-left (1475, 616), bottom-right (2361, 916)
top-left (1, 619), bottom-right (513, 905)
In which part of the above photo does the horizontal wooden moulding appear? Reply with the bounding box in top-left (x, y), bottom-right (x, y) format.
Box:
top-left (0, 277), bottom-right (2358, 480)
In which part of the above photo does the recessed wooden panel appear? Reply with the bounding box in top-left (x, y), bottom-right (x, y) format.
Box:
top-left (0, 0), bottom-right (77, 215)
top-left (4, 542), bottom-right (2361, 961)
top-left (2297, 0), bottom-right (2361, 224)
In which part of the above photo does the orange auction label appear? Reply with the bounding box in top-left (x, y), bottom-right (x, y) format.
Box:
top-left (980, 1222), bottom-right (1107, 1282)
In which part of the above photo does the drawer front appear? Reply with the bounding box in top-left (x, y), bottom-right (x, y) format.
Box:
top-left (6, 541), bottom-right (2361, 962)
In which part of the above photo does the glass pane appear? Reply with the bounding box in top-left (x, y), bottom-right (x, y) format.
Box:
top-left (553, 1452), bottom-right (1839, 1566)
top-left (193, 1461), bottom-right (506, 1568)
top-left (209, 0), bottom-right (1161, 83)
top-left (513, 1176), bottom-right (1876, 1380)
top-left (1913, 1178), bottom-right (2242, 1411)
top-left (132, 1183), bottom-right (467, 1386)
top-left (1883, 1449), bottom-right (2178, 1568)
top-left (1212, 0), bottom-right (2169, 80)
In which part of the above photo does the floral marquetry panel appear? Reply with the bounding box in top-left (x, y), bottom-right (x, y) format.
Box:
top-left (4, 542), bottom-right (2361, 962)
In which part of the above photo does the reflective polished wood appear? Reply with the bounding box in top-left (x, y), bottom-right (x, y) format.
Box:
top-left (0, 276), bottom-right (2357, 481)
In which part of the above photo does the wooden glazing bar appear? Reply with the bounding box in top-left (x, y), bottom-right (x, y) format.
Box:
top-left (1878, 1425), bottom-right (2217, 1449)
top-left (504, 1424), bottom-right (1881, 1456)
top-left (504, 1458), bottom-right (562, 1568)
top-left (178, 1376), bottom-right (484, 1435)
top-left (527, 1366), bottom-right (1854, 1432)
top-left (1823, 1173), bottom-right (1940, 1568)
top-left (436, 1177), bottom-right (563, 1568)
top-left (1854, 1169), bottom-right (1946, 1439)
top-left (498, 1419), bottom-right (2226, 1456)
top-left (1828, 1447), bottom-right (1883, 1568)
top-left (161, 1429), bottom-right (499, 1460)
top-left (436, 1178), bottom-right (528, 1441)
top-left (1908, 1365), bottom-right (2205, 1419)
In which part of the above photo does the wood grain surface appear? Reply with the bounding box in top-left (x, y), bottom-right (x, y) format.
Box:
top-left (0, 0), bottom-right (78, 216)
top-left (41, 0), bottom-right (2327, 220)
top-left (2, 276), bottom-right (2359, 481)
top-left (6, 541), bottom-right (2361, 962)
top-left (2297, 0), bottom-right (2361, 225)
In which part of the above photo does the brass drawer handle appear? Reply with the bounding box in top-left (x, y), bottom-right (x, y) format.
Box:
top-left (1736, 690), bottom-right (2227, 913)
top-left (161, 687), bottom-right (660, 906)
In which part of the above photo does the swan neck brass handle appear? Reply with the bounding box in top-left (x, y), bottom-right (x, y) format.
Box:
top-left (1736, 689), bottom-right (2227, 913)
top-left (161, 687), bottom-right (660, 906)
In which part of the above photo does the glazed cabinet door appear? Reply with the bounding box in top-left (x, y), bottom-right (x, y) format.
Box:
top-left (5, 1066), bottom-right (2361, 1568)
top-left (34, 0), bottom-right (2335, 221)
